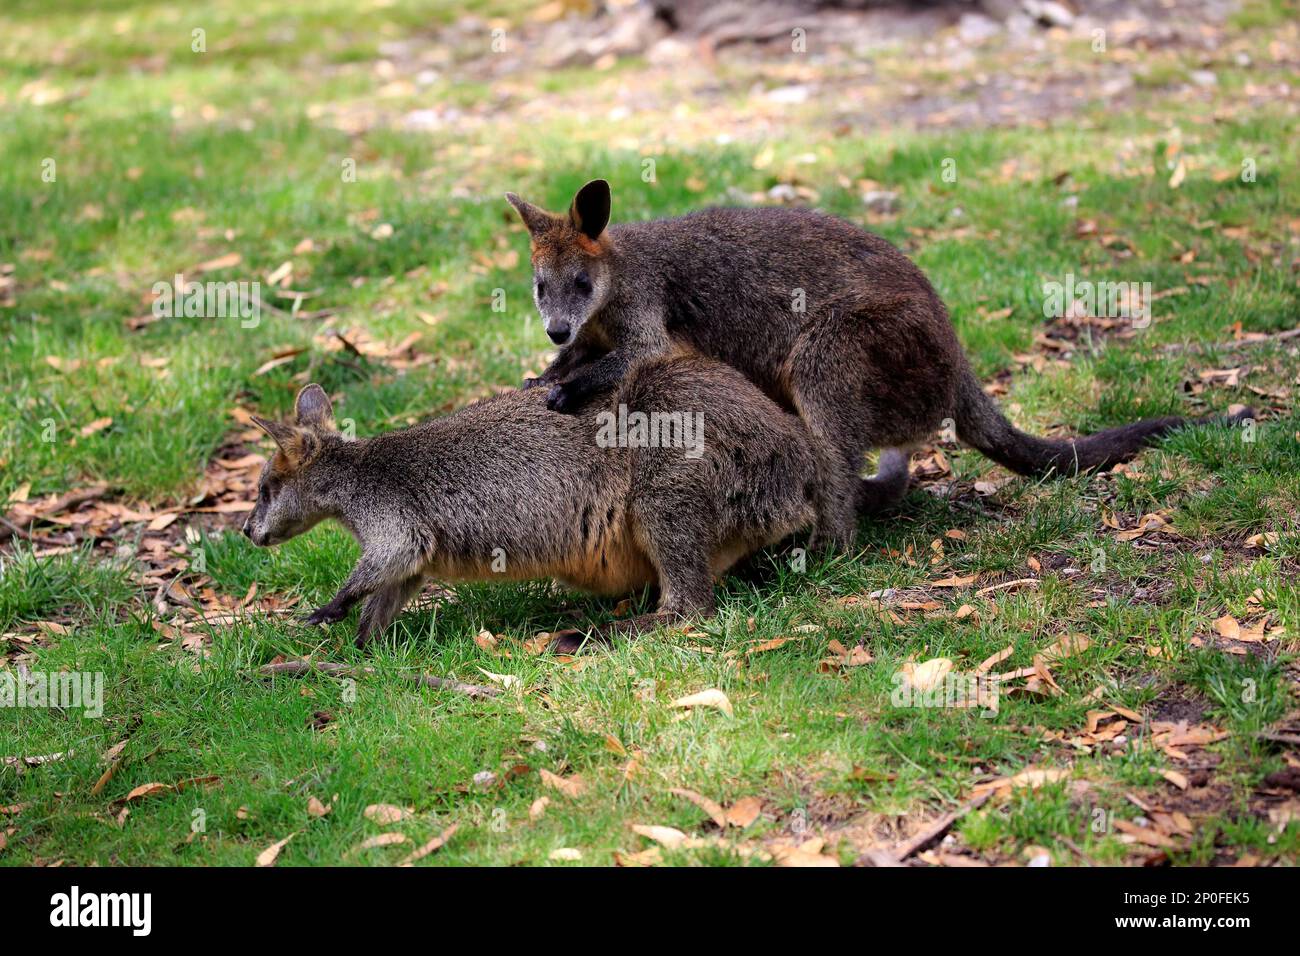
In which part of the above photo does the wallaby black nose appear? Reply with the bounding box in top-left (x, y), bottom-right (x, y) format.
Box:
top-left (241, 522), bottom-right (253, 540)
top-left (546, 324), bottom-right (570, 345)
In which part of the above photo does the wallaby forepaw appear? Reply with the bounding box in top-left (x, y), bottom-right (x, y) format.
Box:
top-left (303, 604), bottom-right (346, 626)
top-left (545, 382), bottom-right (584, 414)
top-left (521, 376), bottom-right (543, 391)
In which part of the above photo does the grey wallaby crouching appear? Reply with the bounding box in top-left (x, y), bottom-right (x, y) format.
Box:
top-left (242, 354), bottom-right (819, 648)
top-left (506, 180), bottom-right (1252, 549)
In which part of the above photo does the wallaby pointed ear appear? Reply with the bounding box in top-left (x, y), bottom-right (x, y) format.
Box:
top-left (251, 415), bottom-right (295, 451)
top-left (505, 192), bottom-right (552, 237)
top-left (569, 179), bottom-right (610, 241)
top-left (252, 415), bottom-right (317, 472)
top-left (294, 383), bottom-right (334, 430)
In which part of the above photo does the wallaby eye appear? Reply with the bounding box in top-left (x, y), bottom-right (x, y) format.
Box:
top-left (573, 272), bottom-right (592, 295)
top-left (535, 279), bottom-right (546, 299)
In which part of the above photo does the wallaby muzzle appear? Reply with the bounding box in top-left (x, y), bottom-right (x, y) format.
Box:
top-left (241, 519), bottom-right (267, 546)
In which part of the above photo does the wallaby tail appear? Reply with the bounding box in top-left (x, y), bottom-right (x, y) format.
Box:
top-left (954, 369), bottom-right (1251, 477)
top-left (856, 448), bottom-right (912, 515)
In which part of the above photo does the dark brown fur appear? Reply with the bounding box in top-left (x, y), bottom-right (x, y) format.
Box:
top-left (507, 182), bottom-right (1252, 549)
top-left (242, 358), bottom-right (818, 648)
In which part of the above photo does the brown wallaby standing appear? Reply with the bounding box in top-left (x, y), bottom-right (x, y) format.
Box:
top-left (506, 181), bottom-right (1250, 549)
top-left (242, 358), bottom-right (819, 649)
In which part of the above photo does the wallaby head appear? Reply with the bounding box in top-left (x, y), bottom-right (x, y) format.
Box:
top-left (242, 383), bottom-right (338, 547)
top-left (505, 179), bottom-right (613, 347)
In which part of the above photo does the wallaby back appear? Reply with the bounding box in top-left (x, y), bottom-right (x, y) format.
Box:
top-left (343, 352), bottom-right (815, 595)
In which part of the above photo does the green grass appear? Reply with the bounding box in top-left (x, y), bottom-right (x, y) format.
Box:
top-left (2, 0), bottom-right (1298, 866)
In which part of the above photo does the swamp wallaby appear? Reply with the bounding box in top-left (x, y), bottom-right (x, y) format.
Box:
top-left (506, 180), bottom-right (1248, 549)
top-left (241, 358), bottom-right (819, 648)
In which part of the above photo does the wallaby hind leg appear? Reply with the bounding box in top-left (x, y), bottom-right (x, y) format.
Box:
top-left (632, 488), bottom-right (718, 617)
top-left (548, 505), bottom-right (717, 654)
top-left (784, 311), bottom-right (887, 549)
top-left (355, 575), bottom-right (424, 648)
top-left (788, 382), bottom-right (872, 551)
top-left (589, 553), bottom-right (716, 648)
top-left (788, 295), bottom-right (950, 544)
top-left (857, 448), bottom-right (912, 515)
top-left (583, 574), bottom-right (716, 648)
top-left (787, 413), bottom-right (860, 550)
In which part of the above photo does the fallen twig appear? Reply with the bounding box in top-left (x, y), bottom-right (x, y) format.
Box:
top-left (855, 791), bottom-right (991, 867)
top-left (1061, 836), bottom-right (1096, 866)
top-left (0, 515), bottom-right (67, 548)
top-left (1, 484), bottom-right (110, 543)
top-left (1256, 731), bottom-right (1300, 747)
top-left (0, 515), bottom-right (39, 544)
top-left (975, 578), bottom-right (1039, 596)
top-left (257, 660), bottom-right (501, 699)
top-left (1160, 325), bottom-right (1300, 355)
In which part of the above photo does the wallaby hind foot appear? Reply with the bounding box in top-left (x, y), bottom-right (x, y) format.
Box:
top-left (547, 610), bottom-right (695, 655)
top-left (548, 600), bottom-right (712, 654)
